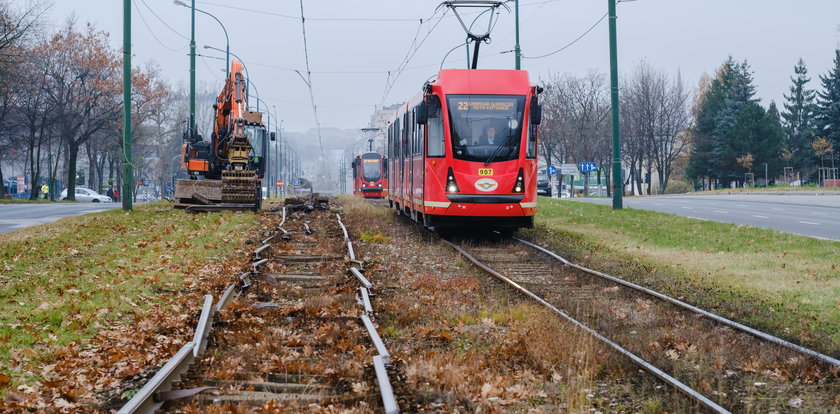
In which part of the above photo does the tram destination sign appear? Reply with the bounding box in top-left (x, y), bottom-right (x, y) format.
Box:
top-left (454, 100), bottom-right (516, 111)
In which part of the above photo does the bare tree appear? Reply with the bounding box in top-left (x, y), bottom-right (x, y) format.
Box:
top-left (0, 1), bottom-right (47, 197)
top-left (44, 21), bottom-right (121, 200)
top-left (621, 61), bottom-right (692, 194)
top-left (0, 1), bottom-right (48, 64)
top-left (545, 71), bottom-right (610, 195)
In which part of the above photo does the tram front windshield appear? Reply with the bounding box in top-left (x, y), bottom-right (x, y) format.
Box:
top-left (447, 95), bottom-right (525, 163)
top-left (361, 156), bottom-right (381, 181)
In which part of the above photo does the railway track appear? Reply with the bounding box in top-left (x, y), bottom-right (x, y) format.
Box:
top-left (119, 200), bottom-right (398, 413)
top-left (441, 233), bottom-right (840, 413)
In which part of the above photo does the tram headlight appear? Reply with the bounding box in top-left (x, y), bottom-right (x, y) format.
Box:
top-left (511, 168), bottom-right (525, 193)
top-left (377, 182), bottom-right (382, 187)
top-left (445, 167), bottom-right (460, 193)
top-left (362, 183), bottom-right (367, 187)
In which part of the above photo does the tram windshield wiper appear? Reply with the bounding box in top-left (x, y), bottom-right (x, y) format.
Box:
top-left (483, 133), bottom-right (514, 166)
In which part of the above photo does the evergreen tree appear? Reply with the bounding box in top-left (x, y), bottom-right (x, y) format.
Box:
top-left (688, 57), bottom-right (783, 186)
top-left (781, 58), bottom-right (817, 173)
top-left (709, 59), bottom-right (758, 183)
top-left (761, 102), bottom-right (786, 182)
top-left (815, 50), bottom-right (840, 162)
top-left (687, 57), bottom-right (736, 184)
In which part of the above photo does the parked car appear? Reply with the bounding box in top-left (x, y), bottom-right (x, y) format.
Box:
top-left (537, 172), bottom-right (552, 197)
top-left (59, 187), bottom-right (112, 203)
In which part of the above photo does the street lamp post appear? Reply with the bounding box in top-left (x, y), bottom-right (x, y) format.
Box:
top-left (204, 45), bottom-right (250, 109)
top-left (175, 0), bottom-right (228, 79)
top-left (249, 80), bottom-right (261, 111)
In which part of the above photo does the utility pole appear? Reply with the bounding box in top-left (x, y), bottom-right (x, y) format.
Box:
top-left (608, 0), bottom-right (622, 209)
top-left (122, 0), bottom-right (133, 211)
top-left (514, 0), bottom-right (521, 69)
top-left (189, 0), bottom-right (196, 138)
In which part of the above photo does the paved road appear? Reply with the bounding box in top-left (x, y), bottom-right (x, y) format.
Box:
top-left (569, 194), bottom-right (840, 241)
top-left (0, 203), bottom-right (121, 234)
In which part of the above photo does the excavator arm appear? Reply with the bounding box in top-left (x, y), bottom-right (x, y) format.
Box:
top-left (175, 60), bottom-right (268, 211)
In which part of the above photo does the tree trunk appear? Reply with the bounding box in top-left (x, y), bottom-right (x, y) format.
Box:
top-left (0, 163), bottom-right (5, 198)
top-left (658, 166), bottom-right (668, 194)
top-left (87, 146), bottom-right (96, 192)
top-left (27, 134), bottom-right (38, 200)
top-left (66, 143), bottom-right (79, 201)
top-left (97, 154), bottom-right (106, 193)
top-left (605, 167), bottom-right (612, 197)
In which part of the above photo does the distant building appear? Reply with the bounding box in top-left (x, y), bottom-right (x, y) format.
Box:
top-left (368, 103), bottom-right (402, 152)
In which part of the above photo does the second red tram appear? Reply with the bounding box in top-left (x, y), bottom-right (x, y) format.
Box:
top-left (352, 152), bottom-right (388, 198)
top-left (386, 69), bottom-right (542, 231)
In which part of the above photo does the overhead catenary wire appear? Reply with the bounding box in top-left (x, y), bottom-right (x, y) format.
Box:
top-left (524, 12), bottom-right (608, 59)
top-left (298, 0), bottom-right (327, 172)
top-left (132, 0), bottom-right (188, 52)
top-left (378, 7), bottom-right (450, 107)
top-left (139, 0), bottom-right (191, 40)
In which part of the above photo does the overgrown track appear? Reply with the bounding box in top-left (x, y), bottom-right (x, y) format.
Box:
top-left (442, 234), bottom-right (840, 413)
top-left (119, 201), bottom-right (399, 413)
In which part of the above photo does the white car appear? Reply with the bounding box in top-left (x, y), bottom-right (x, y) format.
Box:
top-left (59, 187), bottom-right (112, 203)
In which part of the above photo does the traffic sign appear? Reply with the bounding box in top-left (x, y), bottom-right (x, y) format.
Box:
top-left (293, 178), bottom-right (301, 188)
top-left (548, 165), bottom-right (557, 176)
top-left (578, 162), bottom-right (598, 173)
top-left (276, 180), bottom-right (284, 188)
top-left (560, 164), bottom-right (579, 175)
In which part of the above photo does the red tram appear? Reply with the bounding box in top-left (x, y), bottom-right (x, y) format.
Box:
top-left (386, 69), bottom-right (542, 231)
top-left (352, 152), bottom-right (388, 198)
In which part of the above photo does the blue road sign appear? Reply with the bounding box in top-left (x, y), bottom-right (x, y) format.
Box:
top-left (578, 162), bottom-right (598, 173)
top-left (293, 178), bottom-right (301, 188)
top-left (548, 165), bottom-right (557, 175)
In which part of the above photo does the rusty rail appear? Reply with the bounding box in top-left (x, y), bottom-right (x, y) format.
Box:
top-left (119, 207), bottom-right (288, 413)
top-left (336, 214), bottom-right (398, 414)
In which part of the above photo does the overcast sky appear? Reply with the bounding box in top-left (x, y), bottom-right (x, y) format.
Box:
top-left (40, 0), bottom-right (840, 135)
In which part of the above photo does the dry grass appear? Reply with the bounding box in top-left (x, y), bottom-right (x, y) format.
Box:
top-left (336, 197), bottom-right (681, 412)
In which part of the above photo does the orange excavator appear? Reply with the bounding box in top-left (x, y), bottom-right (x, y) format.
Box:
top-left (174, 60), bottom-right (273, 211)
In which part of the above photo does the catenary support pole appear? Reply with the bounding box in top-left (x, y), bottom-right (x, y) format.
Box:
top-left (608, 0), bottom-right (622, 209)
top-left (189, 0), bottom-right (196, 138)
top-left (122, 0), bottom-right (133, 211)
top-left (514, 0), bottom-right (521, 69)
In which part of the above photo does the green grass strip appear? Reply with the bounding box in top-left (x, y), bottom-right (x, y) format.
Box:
top-left (0, 201), bottom-right (257, 388)
top-left (526, 197), bottom-right (840, 355)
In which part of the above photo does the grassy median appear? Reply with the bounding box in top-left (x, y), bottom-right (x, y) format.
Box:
top-left (0, 201), bottom-right (258, 394)
top-left (524, 197), bottom-right (840, 355)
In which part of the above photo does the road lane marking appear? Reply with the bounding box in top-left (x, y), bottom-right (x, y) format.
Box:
top-left (736, 204), bottom-right (747, 207)
top-left (812, 212), bottom-right (827, 216)
top-left (772, 208), bottom-right (785, 211)
top-left (713, 210), bottom-right (728, 214)
top-left (654, 203), bottom-right (664, 206)
top-left (799, 221), bottom-right (819, 225)
top-left (681, 206), bottom-right (694, 210)
top-left (752, 215), bottom-right (768, 219)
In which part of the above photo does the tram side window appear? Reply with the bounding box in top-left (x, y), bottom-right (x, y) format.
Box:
top-left (526, 123), bottom-right (537, 159)
top-left (426, 105), bottom-right (444, 157)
